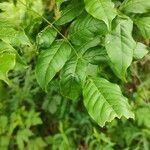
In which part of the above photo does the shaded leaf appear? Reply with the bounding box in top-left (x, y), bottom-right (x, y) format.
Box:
top-left (60, 55), bottom-right (87, 100)
top-left (27, 137), bottom-right (47, 150)
top-left (136, 107), bottom-right (150, 128)
top-left (76, 36), bottom-right (101, 55)
top-left (135, 17), bottom-right (150, 39)
top-left (105, 19), bottom-right (136, 80)
top-left (83, 46), bottom-right (108, 64)
top-left (36, 26), bottom-right (57, 49)
top-left (55, 0), bottom-right (84, 25)
top-left (134, 42), bottom-right (149, 59)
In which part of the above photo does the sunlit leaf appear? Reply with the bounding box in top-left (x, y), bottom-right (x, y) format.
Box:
top-left (36, 40), bottom-right (71, 90)
top-left (83, 76), bottom-right (134, 127)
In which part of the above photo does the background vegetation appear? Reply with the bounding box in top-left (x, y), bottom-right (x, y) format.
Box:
top-left (0, 0), bottom-right (150, 149)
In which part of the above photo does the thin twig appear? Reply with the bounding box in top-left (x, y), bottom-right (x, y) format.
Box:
top-left (18, 0), bottom-right (80, 57)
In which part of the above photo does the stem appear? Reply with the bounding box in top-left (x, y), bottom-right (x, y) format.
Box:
top-left (18, 0), bottom-right (80, 57)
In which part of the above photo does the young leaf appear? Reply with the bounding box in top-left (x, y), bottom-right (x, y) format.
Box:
top-left (134, 42), bottom-right (149, 59)
top-left (83, 76), bottom-right (134, 127)
top-left (68, 13), bottom-right (107, 45)
top-left (0, 1), bottom-right (26, 26)
top-left (0, 21), bottom-right (31, 46)
top-left (0, 40), bottom-right (27, 69)
top-left (0, 52), bottom-right (16, 85)
top-left (120, 0), bottom-right (150, 14)
top-left (134, 17), bottom-right (150, 39)
top-left (35, 41), bottom-right (71, 90)
top-left (60, 55), bottom-right (88, 100)
top-left (105, 19), bottom-right (136, 81)
top-left (36, 26), bottom-right (57, 49)
top-left (84, 0), bottom-right (116, 29)
top-left (55, 0), bottom-right (84, 25)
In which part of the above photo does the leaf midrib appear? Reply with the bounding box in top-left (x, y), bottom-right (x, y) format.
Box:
top-left (44, 42), bottom-right (64, 85)
top-left (88, 77), bottom-right (118, 115)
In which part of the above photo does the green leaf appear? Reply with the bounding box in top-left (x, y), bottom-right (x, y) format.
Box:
top-left (27, 137), bottom-right (47, 150)
top-left (0, 21), bottom-right (31, 46)
top-left (16, 129), bottom-right (33, 150)
top-left (35, 41), bottom-right (71, 90)
top-left (0, 116), bottom-right (8, 134)
top-left (36, 26), bottom-right (57, 49)
top-left (0, 1), bottom-right (26, 26)
top-left (0, 41), bottom-right (16, 54)
top-left (0, 40), bottom-right (27, 69)
top-left (83, 76), bottom-right (134, 127)
top-left (56, 0), bottom-right (69, 8)
top-left (60, 55), bottom-right (88, 100)
top-left (84, 0), bottom-right (116, 29)
top-left (55, 0), bottom-right (84, 25)
top-left (135, 17), bottom-right (150, 39)
top-left (83, 46), bottom-right (108, 64)
top-left (0, 22), bottom-right (17, 41)
top-left (25, 110), bottom-right (42, 128)
top-left (120, 0), bottom-right (150, 14)
top-left (68, 13), bottom-right (107, 45)
top-left (134, 42), bottom-right (149, 59)
top-left (0, 52), bottom-right (16, 84)
top-left (0, 0), bottom-right (43, 27)
top-left (0, 136), bottom-right (10, 150)
top-left (42, 95), bottom-right (61, 114)
top-left (105, 19), bottom-right (136, 81)
top-left (76, 36), bottom-right (101, 55)
top-left (0, 21), bottom-right (17, 42)
top-left (10, 30), bottom-right (31, 47)
top-left (136, 107), bottom-right (150, 128)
